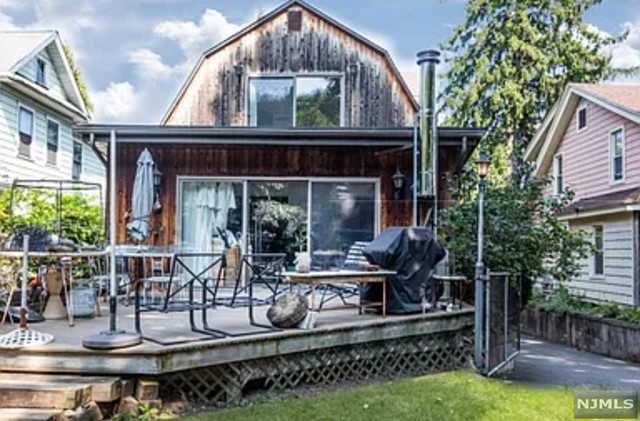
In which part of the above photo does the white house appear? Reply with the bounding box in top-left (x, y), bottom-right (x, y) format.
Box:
top-left (0, 30), bottom-right (104, 188)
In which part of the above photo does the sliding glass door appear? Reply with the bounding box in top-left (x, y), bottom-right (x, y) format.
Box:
top-left (178, 178), bottom-right (378, 270)
top-left (249, 181), bottom-right (308, 265)
top-left (310, 181), bottom-right (377, 269)
top-left (179, 180), bottom-right (244, 251)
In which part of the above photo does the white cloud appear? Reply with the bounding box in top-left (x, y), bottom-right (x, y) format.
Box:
top-left (153, 9), bottom-right (241, 61)
top-left (127, 48), bottom-right (175, 80)
top-left (92, 82), bottom-right (141, 122)
top-left (611, 21), bottom-right (640, 70)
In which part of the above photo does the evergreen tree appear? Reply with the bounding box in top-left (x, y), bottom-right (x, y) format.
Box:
top-left (441, 0), bottom-right (633, 179)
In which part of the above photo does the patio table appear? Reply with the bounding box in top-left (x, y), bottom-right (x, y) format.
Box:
top-left (284, 270), bottom-right (395, 317)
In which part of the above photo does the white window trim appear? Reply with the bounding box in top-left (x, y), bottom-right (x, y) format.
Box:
top-left (553, 153), bottom-right (563, 195)
top-left (592, 224), bottom-right (605, 278)
top-left (609, 125), bottom-right (625, 184)
top-left (16, 102), bottom-right (36, 158)
top-left (576, 104), bottom-right (587, 132)
top-left (45, 116), bottom-right (61, 167)
top-left (36, 57), bottom-right (47, 86)
top-left (246, 73), bottom-right (346, 127)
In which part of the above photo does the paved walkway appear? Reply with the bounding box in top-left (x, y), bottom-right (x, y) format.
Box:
top-left (503, 337), bottom-right (640, 389)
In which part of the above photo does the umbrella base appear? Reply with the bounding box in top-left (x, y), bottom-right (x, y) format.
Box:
top-left (82, 330), bottom-right (141, 350)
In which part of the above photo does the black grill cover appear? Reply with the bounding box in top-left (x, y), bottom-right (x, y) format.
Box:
top-left (361, 227), bottom-right (446, 314)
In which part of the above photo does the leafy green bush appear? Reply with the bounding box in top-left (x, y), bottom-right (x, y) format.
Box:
top-left (112, 402), bottom-right (175, 421)
top-left (441, 176), bottom-right (592, 305)
top-left (530, 285), bottom-right (640, 325)
top-left (0, 188), bottom-right (104, 245)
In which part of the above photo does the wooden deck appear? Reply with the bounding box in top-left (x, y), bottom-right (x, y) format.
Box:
top-left (0, 296), bottom-right (471, 374)
top-left (0, 294), bottom-right (474, 407)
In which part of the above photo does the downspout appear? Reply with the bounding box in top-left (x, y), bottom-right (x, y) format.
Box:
top-left (412, 113), bottom-right (418, 227)
top-left (416, 49), bottom-right (441, 232)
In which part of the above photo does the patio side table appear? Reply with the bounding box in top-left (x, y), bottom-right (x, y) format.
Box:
top-left (284, 270), bottom-right (394, 317)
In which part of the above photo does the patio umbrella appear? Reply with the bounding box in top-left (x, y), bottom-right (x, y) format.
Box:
top-left (126, 149), bottom-right (155, 242)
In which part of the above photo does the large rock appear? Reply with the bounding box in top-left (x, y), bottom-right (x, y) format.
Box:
top-left (267, 293), bottom-right (308, 328)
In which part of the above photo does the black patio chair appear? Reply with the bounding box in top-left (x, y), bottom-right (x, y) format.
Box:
top-left (133, 252), bottom-right (225, 345)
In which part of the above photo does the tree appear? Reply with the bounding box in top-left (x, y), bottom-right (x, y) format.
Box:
top-left (63, 44), bottom-right (93, 113)
top-left (440, 0), bottom-right (632, 178)
top-left (441, 178), bottom-right (592, 304)
top-left (0, 189), bottom-right (103, 245)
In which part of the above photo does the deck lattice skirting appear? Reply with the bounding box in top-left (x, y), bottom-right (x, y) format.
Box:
top-left (160, 327), bottom-right (473, 407)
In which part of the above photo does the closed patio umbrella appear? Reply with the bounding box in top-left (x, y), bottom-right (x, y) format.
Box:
top-left (126, 148), bottom-right (155, 242)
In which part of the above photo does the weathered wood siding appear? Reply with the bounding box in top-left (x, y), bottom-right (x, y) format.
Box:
top-left (567, 213), bottom-right (637, 305)
top-left (164, 4), bottom-right (415, 127)
top-left (115, 144), bottom-right (416, 246)
top-left (545, 99), bottom-right (640, 201)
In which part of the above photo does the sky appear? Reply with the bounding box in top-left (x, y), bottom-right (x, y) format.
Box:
top-left (1, 0), bottom-right (640, 123)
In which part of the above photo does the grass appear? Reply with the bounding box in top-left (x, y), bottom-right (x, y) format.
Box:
top-left (182, 370), bottom-right (576, 421)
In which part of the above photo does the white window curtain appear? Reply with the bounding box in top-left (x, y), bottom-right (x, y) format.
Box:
top-left (181, 181), bottom-right (237, 277)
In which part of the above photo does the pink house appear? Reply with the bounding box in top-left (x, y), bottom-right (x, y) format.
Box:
top-left (526, 83), bottom-right (640, 306)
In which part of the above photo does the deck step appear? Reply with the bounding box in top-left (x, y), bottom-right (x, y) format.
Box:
top-left (0, 373), bottom-right (122, 402)
top-left (0, 408), bottom-right (64, 421)
top-left (0, 381), bottom-right (91, 409)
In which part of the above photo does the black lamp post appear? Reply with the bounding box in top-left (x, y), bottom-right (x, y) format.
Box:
top-left (392, 168), bottom-right (406, 200)
top-left (474, 150), bottom-right (490, 372)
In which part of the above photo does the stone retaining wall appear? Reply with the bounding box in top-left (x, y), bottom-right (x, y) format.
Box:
top-left (521, 308), bottom-right (640, 362)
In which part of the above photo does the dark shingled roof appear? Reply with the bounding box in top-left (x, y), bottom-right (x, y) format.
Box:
top-left (559, 187), bottom-right (640, 216)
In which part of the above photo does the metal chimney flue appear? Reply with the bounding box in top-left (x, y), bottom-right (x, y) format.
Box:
top-left (416, 49), bottom-right (440, 199)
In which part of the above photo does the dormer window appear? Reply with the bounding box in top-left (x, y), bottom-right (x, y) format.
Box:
top-left (249, 75), bottom-right (342, 128)
top-left (36, 58), bottom-right (46, 86)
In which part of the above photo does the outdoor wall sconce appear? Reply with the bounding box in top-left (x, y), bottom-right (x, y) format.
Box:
top-left (153, 166), bottom-right (163, 213)
top-left (234, 64), bottom-right (244, 77)
top-left (392, 168), bottom-right (406, 200)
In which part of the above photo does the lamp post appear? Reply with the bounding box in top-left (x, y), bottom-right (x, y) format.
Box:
top-left (474, 150), bottom-right (490, 371)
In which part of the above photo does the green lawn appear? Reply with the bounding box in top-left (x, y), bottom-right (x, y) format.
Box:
top-left (183, 370), bottom-right (577, 421)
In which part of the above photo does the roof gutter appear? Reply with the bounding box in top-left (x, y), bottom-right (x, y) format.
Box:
top-left (557, 204), bottom-right (640, 221)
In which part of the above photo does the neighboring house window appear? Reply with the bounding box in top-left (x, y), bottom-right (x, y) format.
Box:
top-left (18, 105), bottom-right (34, 157)
top-left (577, 105), bottom-right (587, 131)
top-left (593, 225), bottom-right (604, 276)
top-left (46, 119), bottom-right (59, 165)
top-left (553, 154), bottom-right (563, 195)
top-left (610, 127), bottom-right (624, 182)
top-left (72, 142), bottom-right (82, 180)
top-left (36, 58), bottom-right (46, 86)
top-left (249, 75), bottom-right (342, 127)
